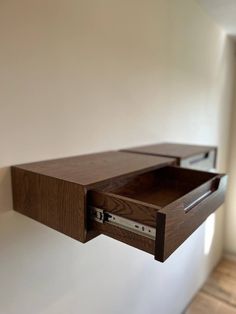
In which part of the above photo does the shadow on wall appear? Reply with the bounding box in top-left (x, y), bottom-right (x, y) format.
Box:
top-left (0, 167), bottom-right (12, 214)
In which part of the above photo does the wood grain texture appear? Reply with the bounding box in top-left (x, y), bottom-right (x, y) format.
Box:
top-left (202, 258), bottom-right (236, 308)
top-left (155, 172), bottom-right (227, 262)
top-left (89, 190), bottom-right (160, 227)
top-left (186, 292), bottom-right (236, 314)
top-left (12, 151), bottom-right (175, 245)
top-left (14, 151), bottom-right (175, 187)
top-left (12, 167), bottom-right (87, 242)
top-left (89, 166), bottom-right (217, 227)
top-left (89, 165), bottom-right (226, 261)
top-left (11, 148), bottom-right (226, 261)
top-left (186, 257), bottom-right (236, 314)
top-left (122, 142), bottom-right (217, 166)
top-left (89, 220), bottom-right (155, 255)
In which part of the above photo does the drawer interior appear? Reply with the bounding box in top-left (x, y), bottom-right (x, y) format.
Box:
top-left (89, 166), bottom-right (219, 230)
top-left (105, 166), bottom-right (217, 209)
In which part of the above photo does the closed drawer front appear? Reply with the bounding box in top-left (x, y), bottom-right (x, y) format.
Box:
top-left (180, 150), bottom-right (216, 171)
top-left (88, 166), bottom-right (226, 262)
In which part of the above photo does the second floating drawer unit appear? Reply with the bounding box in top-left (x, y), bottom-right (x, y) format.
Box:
top-left (122, 143), bottom-right (217, 170)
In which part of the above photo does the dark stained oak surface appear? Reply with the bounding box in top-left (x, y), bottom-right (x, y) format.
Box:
top-left (12, 168), bottom-right (87, 242)
top-left (14, 151), bottom-right (175, 187)
top-left (90, 220), bottom-right (155, 255)
top-left (122, 143), bottom-right (217, 159)
top-left (12, 151), bottom-right (175, 245)
top-left (89, 166), bottom-right (226, 261)
top-left (12, 146), bottom-right (226, 262)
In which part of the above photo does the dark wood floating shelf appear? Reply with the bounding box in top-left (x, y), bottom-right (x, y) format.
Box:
top-left (11, 143), bottom-right (227, 262)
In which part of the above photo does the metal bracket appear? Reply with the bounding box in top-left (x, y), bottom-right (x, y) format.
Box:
top-left (90, 206), bottom-right (156, 240)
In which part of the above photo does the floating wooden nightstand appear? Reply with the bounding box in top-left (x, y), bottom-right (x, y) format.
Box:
top-left (11, 144), bottom-right (227, 262)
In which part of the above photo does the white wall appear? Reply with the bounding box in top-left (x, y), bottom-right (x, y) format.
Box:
top-left (0, 1), bottom-right (235, 313)
top-left (225, 64), bottom-right (236, 254)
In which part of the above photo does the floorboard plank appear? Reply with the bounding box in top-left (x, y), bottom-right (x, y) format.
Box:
top-left (202, 258), bottom-right (236, 307)
top-left (186, 292), bottom-right (236, 314)
top-left (185, 256), bottom-right (236, 314)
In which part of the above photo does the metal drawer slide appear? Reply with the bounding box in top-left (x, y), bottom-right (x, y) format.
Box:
top-left (90, 206), bottom-right (156, 240)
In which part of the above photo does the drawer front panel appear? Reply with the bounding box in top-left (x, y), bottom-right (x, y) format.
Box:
top-left (155, 174), bottom-right (227, 261)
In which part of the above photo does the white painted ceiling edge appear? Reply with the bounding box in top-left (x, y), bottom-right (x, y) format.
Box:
top-left (197, 0), bottom-right (236, 39)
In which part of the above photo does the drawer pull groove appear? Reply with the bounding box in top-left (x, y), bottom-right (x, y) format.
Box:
top-left (184, 190), bottom-right (212, 213)
top-left (189, 153), bottom-right (209, 165)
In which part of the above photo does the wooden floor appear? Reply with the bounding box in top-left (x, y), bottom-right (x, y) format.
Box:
top-left (186, 257), bottom-right (236, 314)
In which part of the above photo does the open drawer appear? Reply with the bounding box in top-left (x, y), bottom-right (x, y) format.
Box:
top-left (88, 166), bottom-right (227, 262)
